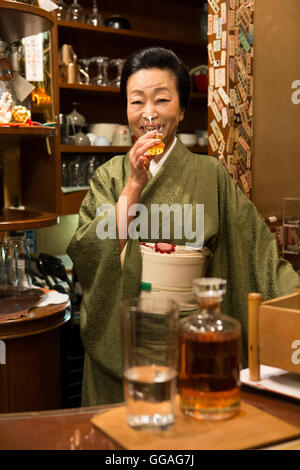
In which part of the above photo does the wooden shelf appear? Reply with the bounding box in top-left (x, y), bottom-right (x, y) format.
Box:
top-left (283, 249), bottom-right (300, 256)
top-left (0, 0), bottom-right (54, 42)
top-left (0, 126), bottom-right (57, 137)
top-left (60, 145), bottom-right (130, 153)
top-left (59, 82), bottom-right (208, 102)
top-left (0, 209), bottom-right (58, 231)
top-left (60, 145), bottom-right (208, 154)
top-left (57, 20), bottom-right (207, 48)
top-left (59, 83), bottom-right (120, 93)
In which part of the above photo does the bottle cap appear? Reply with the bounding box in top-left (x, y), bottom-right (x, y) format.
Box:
top-left (193, 278), bottom-right (227, 298)
top-left (140, 281), bottom-right (152, 291)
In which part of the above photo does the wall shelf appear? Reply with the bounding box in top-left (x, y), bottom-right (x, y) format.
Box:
top-left (59, 82), bottom-right (208, 102)
top-left (0, 127), bottom-right (57, 137)
top-left (57, 20), bottom-right (207, 49)
top-left (0, 209), bottom-right (58, 231)
top-left (60, 145), bottom-right (208, 154)
top-left (59, 83), bottom-right (120, 94)
top-left (60, 145), bottom-right (130, 153)
top-left (0, 0), bottom-right (54, 42)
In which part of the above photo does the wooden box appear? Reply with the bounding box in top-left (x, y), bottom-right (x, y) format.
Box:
top-left (248, 288), bottom-right (300, 381)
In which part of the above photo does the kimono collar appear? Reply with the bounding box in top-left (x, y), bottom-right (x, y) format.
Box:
top-left (149, 136), bottom-right (177, 177)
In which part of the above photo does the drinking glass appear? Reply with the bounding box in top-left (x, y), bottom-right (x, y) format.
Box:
top-left (86, 0), bottom-right (104, 26)
top-left (58, 113), bottom-right (74, 144)
top-left (67, 0), bottom-right (84, 23)
top-left (108, 58), bottom-right (125, 87)
top-left (91, 56), bottom-right (109, 86)
top-left (0, 242), bottom-right (18, 298)
top-left (5, 237), bottom-right (32, 291)
top-left (120, 295), bottom-right (179, 430)
top-left (78, 58), bottom-right (91, 84)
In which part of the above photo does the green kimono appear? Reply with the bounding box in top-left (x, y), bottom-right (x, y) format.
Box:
top-left (67, 139), bottom-right (300, 406)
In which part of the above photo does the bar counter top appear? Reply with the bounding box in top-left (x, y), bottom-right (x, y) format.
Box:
top-left (0, 388), bottom-right (299, 450)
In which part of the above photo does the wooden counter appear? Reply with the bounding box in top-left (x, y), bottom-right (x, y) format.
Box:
top-left (0, 389), bottom-right (299, 450)
top-left (0, 301), bottom-right (71, 413)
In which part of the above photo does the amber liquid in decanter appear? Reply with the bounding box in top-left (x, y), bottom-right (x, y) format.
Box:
top-left (178, 279), bottom-right (241, 420)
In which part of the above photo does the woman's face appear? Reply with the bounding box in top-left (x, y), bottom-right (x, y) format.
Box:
top-left (126, 68), bottom-right (185, 155)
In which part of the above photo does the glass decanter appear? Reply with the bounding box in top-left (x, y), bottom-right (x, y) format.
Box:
top-left (86, 0), bottom-right (104, 26)
top-left (66, 103), bottom-right (86, 133)
top-left (179, 278), bottom-right (241, 421)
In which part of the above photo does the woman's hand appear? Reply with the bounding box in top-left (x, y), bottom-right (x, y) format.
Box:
top-left (128, 130), bottom-right (161, 188)
top-left (117, 131), bottom-right (161, 252)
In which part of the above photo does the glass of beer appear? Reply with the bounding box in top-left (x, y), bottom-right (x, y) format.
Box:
top-left (178, 278), bottom-right (241, 420)
top-left (120, 295), bottom-right (179, 430)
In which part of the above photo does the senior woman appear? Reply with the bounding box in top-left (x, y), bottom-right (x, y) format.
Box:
top-left (67, 46), bottom-right (299, 407)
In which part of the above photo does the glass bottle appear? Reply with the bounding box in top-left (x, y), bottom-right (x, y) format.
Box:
top-left (178, 278), bottom-right (241, 420)
top-left (86, 0), bottom-right (104, 26)
top-left (73, 157), bottom-right (85, 187)
top-left (67, 0), bottom-right (84, 23)
top-left (86, 155), bottom-right (96, 185)
top-left (56, 0), bottom-right (68, 21)
top-left (61, 159), bottom-right (70, 187)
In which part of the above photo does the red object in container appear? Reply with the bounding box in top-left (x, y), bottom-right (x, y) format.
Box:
top-left (193, 74), bottom-right (208, 93)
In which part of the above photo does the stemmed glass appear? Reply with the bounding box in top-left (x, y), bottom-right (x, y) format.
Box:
top-left (67, 0), bottom-right (84, 23)
top-left (108, 58), bottom-right (126, 87)
top-left (91, 56), bottom-right (109, 86)
top-left (86, 0), bottom-right (104, 26)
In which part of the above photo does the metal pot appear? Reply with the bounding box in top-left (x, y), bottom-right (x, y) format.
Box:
top-left (105, 16), bottom-right (131, 30)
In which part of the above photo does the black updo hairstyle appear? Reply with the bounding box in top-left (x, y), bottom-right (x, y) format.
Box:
top-left (120, 47), bottom-right (192, 111)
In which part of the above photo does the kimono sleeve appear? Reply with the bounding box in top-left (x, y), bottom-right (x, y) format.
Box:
top-left (66, 160), bottom-right (124, 378)
top-left (207, 162), bottom-right (300, 366)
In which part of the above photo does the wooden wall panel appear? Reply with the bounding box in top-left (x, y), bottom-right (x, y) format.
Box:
top-left (252, 0), bottom-right (300, 217)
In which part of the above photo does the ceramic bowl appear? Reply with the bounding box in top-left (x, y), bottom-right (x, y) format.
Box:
top-left (93, 135), bottom-right (110, 146)
top-left (177, 133), bottom-right (197, 146)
